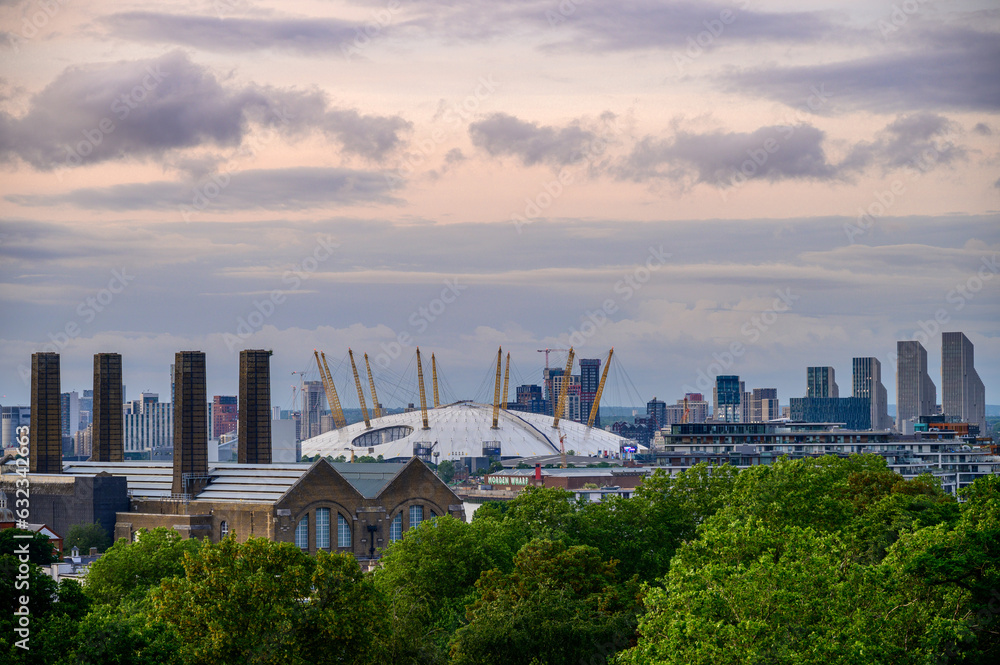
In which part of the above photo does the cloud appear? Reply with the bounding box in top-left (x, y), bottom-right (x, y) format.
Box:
top-left (468, 113), bottom-right (598, 167)
top-left (973, 123), bottom-right (992, 136)
top-left (726, 26), bottom-right (1000, 113)
top-left (843, 113), bottom-right (965, 174)
top-left (0, 51), bottom-right (411, 170)
top-left (618, 124), bottom-right (844, 185)
top-left (103, 12), bottom-right (359, 54)
top-left (5, 167), bottom-right (401, 211)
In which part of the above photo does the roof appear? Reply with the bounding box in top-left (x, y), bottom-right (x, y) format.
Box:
top-left (301, 401), bottom-right (629, 461)
top-left (56, 460), bottom-right (411, 503)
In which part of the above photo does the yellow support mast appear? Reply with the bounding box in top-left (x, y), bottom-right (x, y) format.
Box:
top-left (502, 352), bottom-right (511, 411)
top-left (552, 347), bottom-right (575, 429)
top-left (348, 349), bottom-right (371, 429)
top-left (586, 347), bottom-right (614, 428)
top-left (314, 350), bottom-right (347, 429)
top-left (431, 353), bottom-right (440, 408)
top-left (415, 348), bottom-right (430, 429)
top-left (364, 353), bottom-right (381, 419)
top-left (491, 347), bottom-right (502, 429)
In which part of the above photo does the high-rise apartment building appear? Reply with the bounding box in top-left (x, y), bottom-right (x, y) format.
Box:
top-left (301, 381), bottom-right (325, 440)
top-left (212, 395), bottom-right (238, 437)
top-left (807, 367), bottom-right (839, 398)
top-left (714, 375), bottom-right (742, 422)
top-left (853, 357), bottom-right (890, 430)
top-left (749, 388), bottom-right (779, 422)
top-left (124, 394), bottom-right (173, 458)
top-left (60, 391), bottom-right (79, 439)
top-left (1, 406), bottom-right (30, 449)
top-left (941, 332), bottom-right (986, 434)
top-left (896, 341), bottom-right (937, 431)
top-left (579, 358), bottom-right (601, 426)
top-left (647, 398), bottom-right (666, 429)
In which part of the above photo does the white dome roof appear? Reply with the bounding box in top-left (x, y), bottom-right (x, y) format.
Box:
top-left (300, 402), bottom-right (628, 461)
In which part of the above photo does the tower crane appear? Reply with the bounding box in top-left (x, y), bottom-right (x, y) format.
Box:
top-left (537, 348), bottom-right (568, 369)
top-left (682, 396), bottom-right (690, 424)
top-left (586, 348), bottom-right (613, 428)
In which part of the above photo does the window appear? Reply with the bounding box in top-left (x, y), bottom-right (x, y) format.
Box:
top-left (295, 516), bottom-right (308, 550)
top-left (390, 513), bottom-right (402, 542)
top-left (337, 514), bottom-right (351, 548)
top-left (429, 510), bottom-right (437, 519)
top-left (409, 505), bottom-right (423, 530)
top-left (316, 508), bottom-right (330, 550)
top-left (220, 520), bottom-right (228, 538)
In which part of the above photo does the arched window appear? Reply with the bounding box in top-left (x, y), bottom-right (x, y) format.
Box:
top-left (315, 508), bottom-right (331, 550)
top-left (429, 510), bottom-right (437, 519)
top-left (390, 513), bottom-right (402, 542)
top-left (337, 514), bottom-right (351, 548)
top-left (295, 516), bottom-right (308, 550)
top-left (220, 520), bottom-right (228, 538)
top-left (409, 505), bottom-right (423, 530)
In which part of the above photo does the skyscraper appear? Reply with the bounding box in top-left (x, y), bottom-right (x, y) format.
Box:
top-left (713, 375), bottom-right (742, 422)
top-left (579, 358), bottom-right (601, 426)
top-left (60, 391), bottom-right (79, 439)
top-left (941, 332), bottom-right (986, 434)
top-left (646, 397), bottom-right (666, 430)
top-left (807, 366), bottom-right (839, 398)
top-left (896, 341), bottom-right (936, 431)
top-left (853, 357), bottom-right (890, 430)
top-left (301, 381), bottom-right (325, 439)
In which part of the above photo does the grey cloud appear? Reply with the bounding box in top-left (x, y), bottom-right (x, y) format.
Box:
top-left (619, 124), bottom-right (843, 185)
top-left (469, 113), bottom-right (597, 166)
top-left (726, 26), bottom-right (1000, 113)
top-left (844, 113), bottom-right (965, 174)
top-left (973, 123), bottom-right (992, 136)
top-left (103, 12), bottom-right (360, 54)
top-left (0, 50), bottom-right (411, 170)
top-left (5, 167), bottom-right (401, 211)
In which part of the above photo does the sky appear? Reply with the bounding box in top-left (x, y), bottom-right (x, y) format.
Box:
top-left (0, 0), bottom-right (998, 413)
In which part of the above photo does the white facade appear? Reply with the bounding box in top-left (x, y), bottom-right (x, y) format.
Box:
top-left (124, 400), bottom-right (173, 457)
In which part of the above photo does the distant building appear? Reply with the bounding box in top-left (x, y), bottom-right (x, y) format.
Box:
top-left (853, 357), bottom-right (890, 430)
top-left (302, 381), bottom-right (325, 439)
top-left (511, 384), bottom-right (546, 414)
top-left (807, 366), bottom-right (839, 398)
top-left (646, 398), bottom-right (666, 430)
top-left (745, 388), bottom-right (778, 423)
top-left (941, 332), bottom-right (986, 435)
top-left (713, 375), bottom-right (742, 422)
top-left (212, 395), bottom-right (238, 438)
top-left (79, 389), bottom-right (93, 432)
top-left (124, 395), bottom-right (173, 459)
top-left (579, 358), bottom-right (601, 426)
top-left (789, 397), bottom-right (872, 430)
top-left (60, 391), bottom-right (80, 439)
top-left (896, 340), bottom-right (937, 431)
top-left (1, 406), bottom-right (30, 449)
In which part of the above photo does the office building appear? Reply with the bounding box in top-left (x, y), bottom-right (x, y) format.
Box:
top-left (746, 388), bottom-right (778, 423)
top-left (941, 332), bottom-right (986, 434)
top-left (2, 405), bottom-right (30, 449)
top-left (302, 381), bottom-right (325, 440)
top-left (807, 367), bottom-right (839, 398)
top-left (30, 352), bottom-right (62, 474)
top-left (788, 397), bottom-right (872, 430)
top-left (896, 341), bottom-right (937, 431)
top-left (92, 353), bottom-right (124, 463)
top-left (79, 389), bottom-right (93, 432)
top-left (60, 391), bottom-right (79, 439)
top-left (714, 375), bottom-right (742, 422)
top-left (853, 357), bottom-right (890, 430)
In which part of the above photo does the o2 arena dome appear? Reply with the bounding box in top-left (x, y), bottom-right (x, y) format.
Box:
top-left (300, 401), bottom-right (630, 462)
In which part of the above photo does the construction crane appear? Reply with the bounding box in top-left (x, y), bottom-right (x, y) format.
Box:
top-left (314, 350), bottom-right (347, 429)
top-left (537, 348), bottom-right (569, 369)
top-left (415, 348), bottom-right (430, 429)
top-left (431, 354), bottom-right (440, 408)
top-left (348, 349), bottom-right (371, 429)
top-left (682, 396), bottom-right (690, 424)
top-left (586, 347), bottom-right (613, 428)
top-left (364, 353), bottom-right (381, 419)
top-left (501, 352), bottom-right (511, 412)
top-left (491, 347), bottom-right (503, 429)
top-left (551, 347), bottom-right (575, 429)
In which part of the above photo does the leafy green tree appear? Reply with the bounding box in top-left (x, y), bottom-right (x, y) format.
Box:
top-left (0, 528), bottom-right (59, 565)
top-left (450, 539), bottom-right (641, 665)
top-left (437, 459), bottom-right (456, 484)
top-left (84, 527), bottom-right (201, 608)
top-left (65, 521), bottom-right (112, 554)
top-left (153, 535), bottom-right (385, 665)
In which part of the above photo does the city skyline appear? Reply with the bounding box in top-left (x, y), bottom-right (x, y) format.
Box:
top-left (1, 1), bottom-right (997, 410)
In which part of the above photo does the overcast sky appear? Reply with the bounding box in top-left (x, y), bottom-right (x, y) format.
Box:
top-left (1, 0), bottom-right (997, 412)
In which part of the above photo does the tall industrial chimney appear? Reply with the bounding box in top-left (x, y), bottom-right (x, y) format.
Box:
top-left (29, 352), bottom-right (62, 474)
top-left (238, 349), bottom-right (272, 464)
top-left (91, 353), bottom-right (124, 462)
top-left (172, 351), bottom-right (208, 496)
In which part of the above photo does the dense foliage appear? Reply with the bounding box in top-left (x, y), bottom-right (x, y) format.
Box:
top-left (1, 455), bottom-right (996, 664)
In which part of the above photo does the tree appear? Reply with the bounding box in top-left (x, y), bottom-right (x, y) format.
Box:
top-left (449, 539), bottom-right (641, 665)
top-left (84, 527), bottom-right (201, 608)
top-left (437, 459), bottom-right (456, 484)
top-left (0, 528), bottom-right (59, 565)
top-left (65, 521), bottom-right (112, 554)
top-left (153, 535), bottom-right (385, 665)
